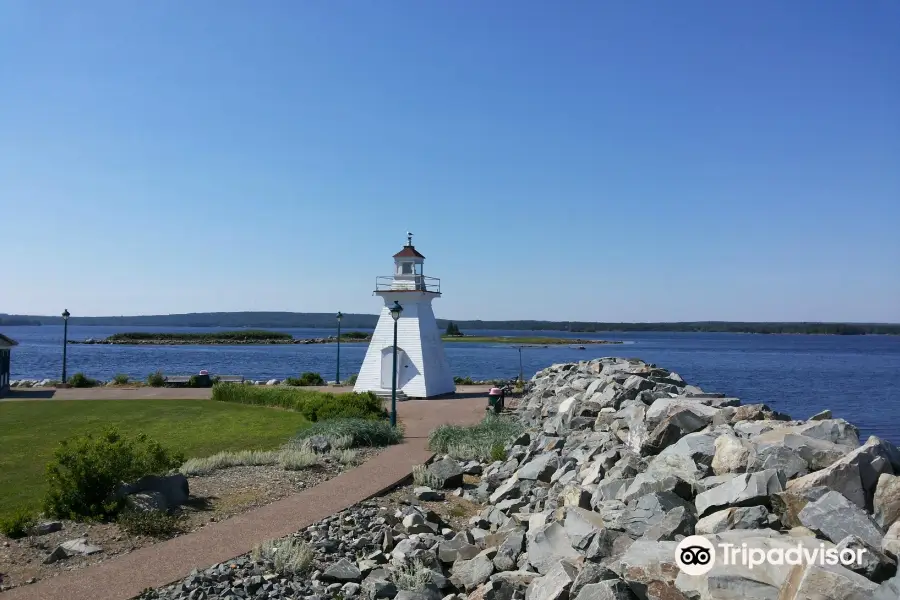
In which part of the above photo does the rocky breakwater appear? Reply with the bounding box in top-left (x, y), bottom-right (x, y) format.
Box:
top-left (138, 357), bottom-right (900, 600)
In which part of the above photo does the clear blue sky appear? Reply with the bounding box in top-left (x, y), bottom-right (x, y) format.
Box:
top-left (2, 1), bottom-right (898, 322)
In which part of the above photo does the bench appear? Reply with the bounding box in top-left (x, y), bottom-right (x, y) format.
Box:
top-left (163, 374), bottom-right (244, 387)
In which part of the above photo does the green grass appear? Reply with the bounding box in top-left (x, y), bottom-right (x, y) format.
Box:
top-left (212, 383), bottom-right (386, 421)
top-left (292, 418), bottom-right (404, 448)
top-left (0, 400), bottom-right (310, 519)
top-left (440, 335), bottom-right (622, 345)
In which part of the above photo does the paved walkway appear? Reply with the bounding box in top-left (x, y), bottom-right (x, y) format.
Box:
top-left (2, 385), bottom-right (492, 401)
top-left (0, 397), bottom-right (487, 600)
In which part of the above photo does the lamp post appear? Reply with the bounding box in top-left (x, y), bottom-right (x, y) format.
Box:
top-left (61, 309), bottom-right (70, 383)
top-left (336, 311), bottom-right (343, 385)
top-left (517, 346), bottom-right (524, 383)
top-left (389, 301), bottom-right (403, 427)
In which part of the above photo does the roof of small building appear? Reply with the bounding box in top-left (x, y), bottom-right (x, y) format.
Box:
top-left (0, 333), bottom-right (19, 347)
top-left (393, 245), bottom-right (425, 259)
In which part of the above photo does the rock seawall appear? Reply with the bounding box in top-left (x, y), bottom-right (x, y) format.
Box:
top-left (138, 357), bottom-right (900, 600)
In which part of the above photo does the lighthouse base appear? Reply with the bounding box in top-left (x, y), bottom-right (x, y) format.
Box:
top-left (353, 296), bottom-right (455, 399)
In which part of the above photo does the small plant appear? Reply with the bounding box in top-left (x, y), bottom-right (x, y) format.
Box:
top-left (43, 428), bottom-right (185, 521)
top-left (328, 448), bottom-right (358, 465)
top-left (147, 371), bottom-right (165, 387)
top-left (279, 447), bottom-right (318, 470)
top-left (285, 372), bottom-right (326, 386)
top-left (117, 509), bottom-right (185, 538)
top-left (113, 373), bottom-right (130, 385)
top-left (490, 443), bottom-right (507, 462)
top-left (0, 508), bottom-right (37, 539)
top-left (344, 373), bottom-right (358, 386)
top-left (394, 559), bottom-right (433, 592)
top-left (293, 418), bottom-right (403, 448)
top-left (179, 450), bottom-right (279, 476)
top-left (68, 372), bottom-right (98, 388)
top-left (412, 464), bottom-right (443, 489)
top-left (250, 537), bottom-right (314, 575)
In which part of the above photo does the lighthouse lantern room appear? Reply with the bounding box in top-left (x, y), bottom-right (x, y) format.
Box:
top-left (353, 234), bottom-right (455, 398)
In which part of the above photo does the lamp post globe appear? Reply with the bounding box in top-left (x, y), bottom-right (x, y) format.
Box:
top-left (389, 301), bottom-right (403, 427)
top-left (336, 312), bottom-right (343, 385)
top-left (61, 309), bottom-right (71, 383)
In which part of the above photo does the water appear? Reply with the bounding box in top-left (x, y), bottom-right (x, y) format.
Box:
top-left (3, 325), bottom-right (899, 443)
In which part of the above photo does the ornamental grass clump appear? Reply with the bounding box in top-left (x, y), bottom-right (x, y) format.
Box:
top-left (250, 537), bottom-right (314, 575)
top-left (211, 384), bottom-right (386, 421)
top-left (292, 418), bottom-right (403, 448)
top-left (427, 414), bottom-right (523, 462)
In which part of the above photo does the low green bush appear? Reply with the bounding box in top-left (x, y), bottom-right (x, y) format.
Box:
top-left (117, 509), bottom-right (185, 538)
top-left (0, 508), bottom-right (37, 539)
top-left (43, 428), bottom-right (185, 521)
top-left (284, 371), bottom-right (325, 386)
top-left (147, 371), bottom-right (165, 387)
top-left (454, 376), bottom-right (475, 385)
top-left (68, 372), bottom-right (99, 388)
top-left (292, 418), bottom-right (403, 448)
top-left (344, 373), bottom-right (358, 386)
top-left (212, 383), bottom-right (386, 422)
top-left (113, 373), bottom-right (130, 385)
top-left (428, 415), bottom-right (523, 462)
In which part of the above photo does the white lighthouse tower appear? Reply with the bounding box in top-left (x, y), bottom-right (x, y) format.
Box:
top-left (354, 234), bottom-right (455, 399)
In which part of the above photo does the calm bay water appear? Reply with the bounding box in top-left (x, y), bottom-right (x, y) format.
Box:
top-left (3, 325), bottom-right (899, 443)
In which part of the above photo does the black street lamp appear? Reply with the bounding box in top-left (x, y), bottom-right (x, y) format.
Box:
top-left (61, 309), bottom-right (70, 383)
top-left (389, 301), bottom-right (403, 427)
top-left (336, 311), bottom-right (343, 385)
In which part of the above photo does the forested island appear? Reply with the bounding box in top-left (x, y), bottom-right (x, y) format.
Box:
top-left (3, 312), bottom-right (897, 335)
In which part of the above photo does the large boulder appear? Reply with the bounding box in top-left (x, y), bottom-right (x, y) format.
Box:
top-left (711, 434), bottom-right (755, 475)
top-left (526, 560), bottom-right (579, 600)
top-left (695, 505), bottom-right (770, 535)
top-left (797, 490), bottom-right (884, 547)
top-left (427, 459), bottom-right (465, 489)
top-left (834, 535), bottom-right (897, 583)
top-left (695, 469), bottom-right (786, 517)
top-left (874, 472), bottom-right (900, 528)
top-left (622, 492), bottom-right (694, 538)
top-left (451, 548), bottom-right (496, 591)
top-left (618, 540), bottom-right (684, 600)
top-left (527, 521), bottom-right (581, 575)
top-left (516, 453), bottom-right (559, 483)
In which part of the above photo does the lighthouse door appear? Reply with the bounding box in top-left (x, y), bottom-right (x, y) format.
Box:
top-left (381, 346), bottom-right (407, 389)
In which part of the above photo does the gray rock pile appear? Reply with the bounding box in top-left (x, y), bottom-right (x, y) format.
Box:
top-left (137, 357), bottom-right (900, 600)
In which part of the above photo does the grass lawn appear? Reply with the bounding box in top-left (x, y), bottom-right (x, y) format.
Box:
top-left (0, 400), bottom-right (310, 518)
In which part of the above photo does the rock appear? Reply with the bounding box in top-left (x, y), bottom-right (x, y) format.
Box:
top-left (60, 538), bottom-right (103, 555)
top-left (266, 379), bottom-right (279, 385)
top-left (32, 521), bottom-right (62, 535)
top-left (343, 582), bottom-right (362, 597)
top-left (120, 473), bottom-right (190, 508)
top-left (463, 461), bottom-right (483, 476)
top-left (305, 435), bottom-right (333, 453)
top-left (618, 540), bottom-right (682, 600)
top-left (640, 506), bottom-right (696, 542)
top-left (783, 562), bottom-right (879, 599)
top-left (695, 469), bottom-right (785, 517)
top-left (517, 454), bottom-right (559, 483)
top-left (746, 443), bottom-right (809, 479)
top-left (695, 506), bottom-right (770, 535)
top-left (884, 521), bottom-right (900, 559)
top-left (835, 535), bottom-right (897, 583)
top-left (322, 558), bottom-right (363, 582)
top-left (622, 492), bottom-right (694, 539)
top-left (451, 549), bottom-right (495, 591)
top-left (874, 573), bottom-right (900, 600)
top-left (126, 491), bottom-right (168, 512)
top-left (564, 507), bottom-right (608, 548)
top-left (43, 546), bottom-right (69, 564)
top-left (526, 560), bottom-right (578, 600)
top-left (415, 487), bottom-right (445, 501)
top-left (560, 484), bottom-right (592, 509)
top-left (572, 581), bottom-right (635, 600)
top-left (711, 434), bottom-right (754, 475)
top-left (874, 472), bottom-right (900, 528)
top-left (809, 409), bottom-right (832, 421)
top-left (570, 562), bottom-right (619, 598)
top-left (493, 529), bottom-right (525, 572)
top-left (527, 521), bottom-right (581, 575)
top-left (642, 410), bottom-right (710, 455)
top-left (619, 473), bottom-right (692, 505)
top-left (798, 490), bottom-right (884, 547)
top-left (363, 569), bottom-right (398, 599)
top-left (427, 459), bottom-right (465, 490)
top-left (771, 485), bottom-right (831, 528)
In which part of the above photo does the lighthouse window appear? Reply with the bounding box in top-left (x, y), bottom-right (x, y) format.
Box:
top-left (414, 263), bottom-right (423, 275)
top-left (401, 262), bottom-right (413, 274)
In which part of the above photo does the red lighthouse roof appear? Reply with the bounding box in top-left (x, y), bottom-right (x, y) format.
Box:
top-left (393, 245), bottom-right (425, 259)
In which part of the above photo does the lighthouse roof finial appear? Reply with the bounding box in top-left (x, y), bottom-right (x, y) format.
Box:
top-left (406, 231), bottom-right (413, 246)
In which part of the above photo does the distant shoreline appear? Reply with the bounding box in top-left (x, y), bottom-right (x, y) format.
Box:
top-left (4, 314), bottom-right (897, 335)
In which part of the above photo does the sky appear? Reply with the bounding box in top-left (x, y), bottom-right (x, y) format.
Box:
top-left (1, 1), bottom-right (898, 323)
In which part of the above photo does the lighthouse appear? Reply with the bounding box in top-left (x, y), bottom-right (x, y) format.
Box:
top-left (353, 234), bottom-right (455, 399)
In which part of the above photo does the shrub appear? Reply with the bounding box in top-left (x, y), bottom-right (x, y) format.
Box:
top-left (0, 508), bottom-right (37, 539)
top-left (412, 464), bottom-right (443, 489)
top-left (188, 375), bottom-right (212, 388)
top-left (279, 447), bottom-right (318, 470)
top-left (250, 537), bottom-right (314, 575)
top-left (117, 509), bottom-right (185, 538)
top-left (212, 384), bottom-right (387, 422)
top-left (454, 376), bottom-right (475, 385)
top-left (428, 415), bottom-right (523, 462)
top-left (147, 371), bottom-right (165, 387)
top-left (292, 418), bottom-right (403, 448)
top-left (68, 372), bottom-right (98, 388)
top-left (394, 559), bottom-right (433, 591)
top-left (328, 449), bottom-right (358, 465)
top-left (179, 450), bottom-right (279, 476)
top-left (43, 428), bottom-right (185, 521)
top-left (113, 373), bottom-right (130, 385)
top-left (285, 372), bottom-right (326, 386)
top-left (344, 373), bottom-right (358, 386)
